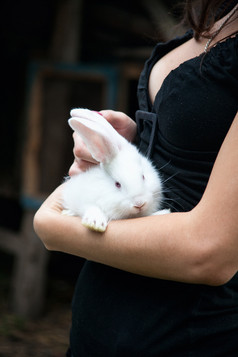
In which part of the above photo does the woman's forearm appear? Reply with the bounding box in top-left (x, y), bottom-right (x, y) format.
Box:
top-left (34, 187), bottom-right (230, 286)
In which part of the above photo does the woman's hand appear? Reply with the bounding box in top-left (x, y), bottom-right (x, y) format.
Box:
top-left (100, 110), bottom-right (137, 142)
top-left (69, 110), bottom-right (137, 175)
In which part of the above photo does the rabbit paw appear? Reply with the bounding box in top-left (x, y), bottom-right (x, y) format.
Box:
top-left (153, 208), bottom-right (171, 215)
top-left (82, 206), bottom-right (108, 232)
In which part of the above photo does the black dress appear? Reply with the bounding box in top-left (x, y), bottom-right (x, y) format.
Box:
top-left (68, 31), bottom-right (238, 357)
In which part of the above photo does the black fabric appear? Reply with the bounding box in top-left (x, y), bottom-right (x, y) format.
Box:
top-left (69, 31), bottom-right (238, 357)
top-left (137, 29), bottom-right (238, 212)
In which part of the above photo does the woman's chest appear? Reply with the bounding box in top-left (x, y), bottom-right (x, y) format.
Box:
top-left (148, 37), bottom-right (207, 104)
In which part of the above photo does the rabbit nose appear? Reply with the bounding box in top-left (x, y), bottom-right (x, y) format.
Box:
top-left (134, 200), bottom-right (146, 209)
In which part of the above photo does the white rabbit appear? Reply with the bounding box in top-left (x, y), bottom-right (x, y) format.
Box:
top-left (62, 108), bottom-right (169, 232)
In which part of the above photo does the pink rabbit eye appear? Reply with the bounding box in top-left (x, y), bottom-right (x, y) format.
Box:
top-left (142, 175), bottom-right (145, 180)
top-left (115, 181), bottom-right (121, 189)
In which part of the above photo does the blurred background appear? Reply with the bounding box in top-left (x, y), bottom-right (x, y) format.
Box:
top-left (0, 0), bottom-right (183, 355)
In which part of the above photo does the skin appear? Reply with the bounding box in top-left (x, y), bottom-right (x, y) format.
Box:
top-left (34, 10), bottom-right (238, 286)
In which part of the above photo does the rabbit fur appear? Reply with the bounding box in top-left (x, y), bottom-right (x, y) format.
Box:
top-left (62, 108), bottom-right (169, 232)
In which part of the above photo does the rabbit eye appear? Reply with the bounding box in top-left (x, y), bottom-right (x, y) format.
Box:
top-left (142, 175), bottom-right (145, 180)
top-left (115, 181), bottom-right (121, 189)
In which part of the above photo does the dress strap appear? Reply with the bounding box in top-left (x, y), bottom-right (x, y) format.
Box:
top-left (136, 110), bottom-right (158, 158)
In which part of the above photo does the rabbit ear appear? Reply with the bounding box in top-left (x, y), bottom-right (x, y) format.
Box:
top-left (70, 108), bottom-right (114, 131)
top-left (69, 116), bottom-right (124, 163)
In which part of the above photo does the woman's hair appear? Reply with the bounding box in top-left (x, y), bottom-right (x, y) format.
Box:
top-left (183, 0), bottom-right (238, 39)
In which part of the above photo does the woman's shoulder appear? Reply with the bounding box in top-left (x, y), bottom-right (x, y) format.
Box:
top-left (206, 34), bottom-right (238, 74)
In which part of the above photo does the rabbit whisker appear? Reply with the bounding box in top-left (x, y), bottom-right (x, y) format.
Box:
top-left (157, 160), bottom-right (171, 171)
top-left (161, 172), bottom-right (178, 185)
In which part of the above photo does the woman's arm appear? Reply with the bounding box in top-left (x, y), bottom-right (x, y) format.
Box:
top-left (34, 112), bottom-right (238, 286)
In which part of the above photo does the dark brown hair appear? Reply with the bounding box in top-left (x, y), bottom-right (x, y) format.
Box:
top-left (183, 0), bottom-right (238, 39)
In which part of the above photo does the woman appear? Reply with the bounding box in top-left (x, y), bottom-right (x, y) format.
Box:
top-left (34, 0), bottom-right (238, 356)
